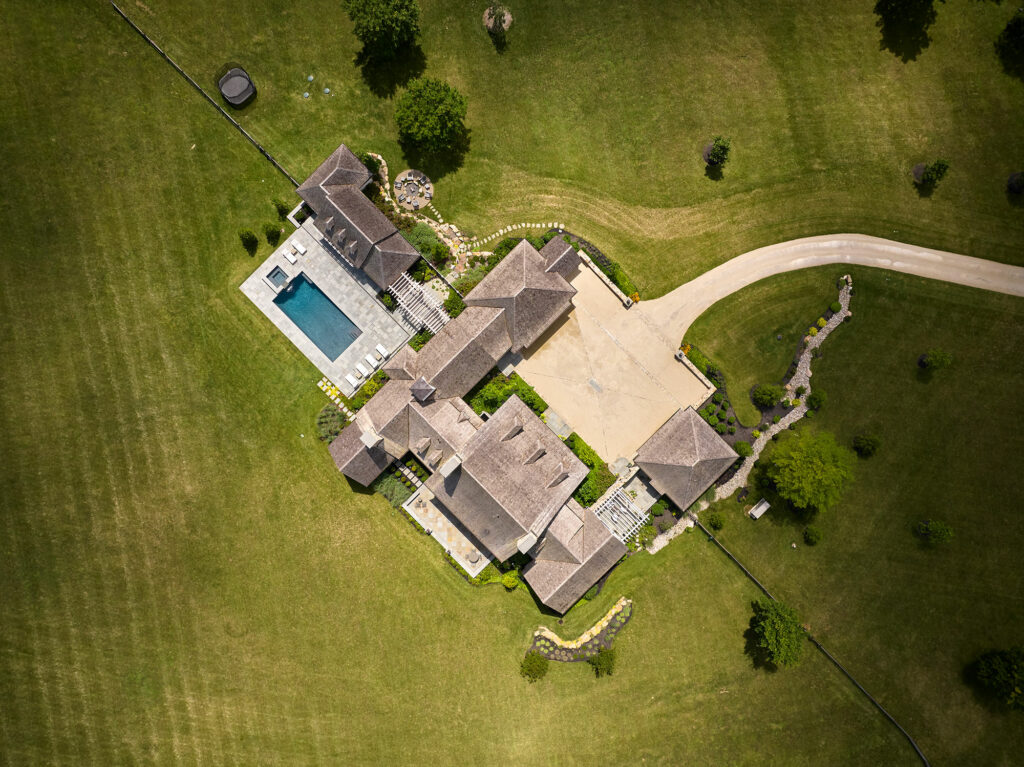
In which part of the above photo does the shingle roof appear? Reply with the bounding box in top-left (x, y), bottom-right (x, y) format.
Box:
top-left (296, 144), bottom-right (371, 197)
top-left (634, 407), bottom-right (738, 512)
top-left (414, 306), bottom-right (511, 399)
top-left (382, 345), bottom-right (418, 380)
top-left (426, 395), bottom-right (587, 561)
top-left (522, 500), bottom-right (626, 614)
top-left (354, 379), bottom-right (413, 459)
top-left (539, 237), bottom-right (581, 280)
top-left (362, 231), bottom-right (419, 291)
top-left (464, 240), bottom-right (576, 353)
top-left (329, 425), bottom-right (392, 487)
top-left (407, 397), bottom-right (482, 471)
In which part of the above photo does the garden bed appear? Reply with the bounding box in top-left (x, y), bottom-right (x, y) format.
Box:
top-left (528, 598), bottom-right (633, 662)
top-left (466, 368), bottom-right (547, 416)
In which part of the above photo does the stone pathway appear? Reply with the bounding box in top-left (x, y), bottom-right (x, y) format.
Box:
top-left (715, 275), bottom-right (854, 499)
top-left (472, 222), bottom-right (565, 248)
top-left (647, 509), bottom-right (699, 554)
top-left (529, 597), bottom-right (632, 661)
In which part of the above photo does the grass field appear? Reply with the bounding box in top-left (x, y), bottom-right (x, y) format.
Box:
top-left (2, 1), bottom-right (1022, 764)
top-left (108, 0), bottom-right (1024, 295)
top-left (694, 266), bottom-right (1024, 765)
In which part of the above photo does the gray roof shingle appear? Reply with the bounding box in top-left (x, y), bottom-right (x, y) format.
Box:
top-left (329, 425), bottom-right (392, 487)
top-left (634, 407), bottom-right (738, 512)
top-left (414, 306), bottom-right (511, 399)
top-left (539, 237), bottom-right (581, 280)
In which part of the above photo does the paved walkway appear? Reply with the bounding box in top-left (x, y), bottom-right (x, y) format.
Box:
top-left (638, 233), bottom-right (1024, 344)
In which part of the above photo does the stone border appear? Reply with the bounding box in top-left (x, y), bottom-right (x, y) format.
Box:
top-left (528, 597), bottom-right (632, 661)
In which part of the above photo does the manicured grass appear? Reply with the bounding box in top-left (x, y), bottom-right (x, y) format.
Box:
top-left (686, 270), bottom-right (844, 425)
top-left (1, 4), bottom-right (919, 764)
top-left (114, 0), bottom-right (1023, 295)
top-left (695, 266), bottom-right (1024, 765)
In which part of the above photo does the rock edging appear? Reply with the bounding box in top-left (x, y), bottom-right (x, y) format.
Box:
top-left (529, 597), bottom-right (632, 662)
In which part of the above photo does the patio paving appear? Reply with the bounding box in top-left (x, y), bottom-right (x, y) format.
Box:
top-left (515, 267), bottom-right (714, 464)
top-left (403, 486), bottom-right (493, 578)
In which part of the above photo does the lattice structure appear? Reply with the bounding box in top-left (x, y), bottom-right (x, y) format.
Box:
top-left (594, 489), bottom-right (649, 543)
top-left (388, 271), bottom-right (451, 334)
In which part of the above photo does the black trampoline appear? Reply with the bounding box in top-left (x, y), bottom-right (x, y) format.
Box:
top-left (218, 67), bottom-right (255, 107)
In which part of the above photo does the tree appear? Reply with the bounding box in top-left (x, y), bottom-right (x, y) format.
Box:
top-left (852, 434), bottom-right (881, 458)
top-left (238, 228), bottom-right (258, 255)
top-left (347, 0), bottom-right (420, 60)
top-left (996, 9), bottom-right (1024, 80)
top-left (763, 431), bottom-right (854, 513)
top-left (706, 511), bottom-right (725, 531)
top-left (873, 0), bottom-right (937, 62)
top-left (916, 519), bottom-right (954, 545)
top-left (520, 651), bottom-right (549, 683)
top-left (751, 383), bottom-right (784, 410)
top-left (920, 348), bottom-right (953, 370)
top-left (750, 599), bottom-right (804, 668)
top-left (705, 135), bottom-right (731, 166)
top-left (806, 390), bottom-right (826, 411)
top-left (916, 159), bottom-right (949, 190)
top-left (485, 3), bottom-right (511, 49)
top-left (394, 77), bottom-right (468, 155)
top-left (588, 648), bottom-right (616, 678)
top-left (971, 647), bottom-right (1024, 710)
top-left (735, 440), bottom-right (753, 458)
top-left (803, 525), bottom-right (822, 546)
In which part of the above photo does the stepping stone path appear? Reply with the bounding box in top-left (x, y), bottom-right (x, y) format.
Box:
top-left (472, 222), bottom-right (565, 247)
top-left (317, 377), bottom-right (355, 421)
top-left (715, 275), bottom-right (854, 499)
top-left (527, 597), bottom-right (633, 662)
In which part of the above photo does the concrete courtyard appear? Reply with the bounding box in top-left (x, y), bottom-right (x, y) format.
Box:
top-left (515, 267), bottom-right (714, 464)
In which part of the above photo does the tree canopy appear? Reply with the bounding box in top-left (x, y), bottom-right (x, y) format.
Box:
top-left (921, 348), bottom-right (953, 370)
top-left (751, 383), bottom-right (783, 410)
top-left (348, 0), bottom-right (420, 60)
top-left (706, 135), bottom-right (731, 166)
top-left (996, 10), bottom-right (1024, 80)
top-left (972, 647), bottom-right (1024, 710)
top-left (920, 159), bottom-right (949, 188)
top-left (750, 599), bottom-right (804, 668)
top-left (763, 431), bottom-right (854, 513)
top-left (394, 77), bottom-right (468, 155)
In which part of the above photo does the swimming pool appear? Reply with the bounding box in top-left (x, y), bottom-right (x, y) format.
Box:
top-left (273, 273), bottom-right (361, 360)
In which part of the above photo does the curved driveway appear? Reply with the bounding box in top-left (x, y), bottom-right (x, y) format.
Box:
top-left (639, 233), bottom-right (1024, 342)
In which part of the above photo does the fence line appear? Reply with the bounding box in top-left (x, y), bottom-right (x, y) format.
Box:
top-left (694, 519), bottom-right (930, 766)
top-left (109, 2), bottom-right (298, 187)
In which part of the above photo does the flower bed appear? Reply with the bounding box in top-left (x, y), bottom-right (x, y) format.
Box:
top-left (528, 597), bottom-right (633, 662)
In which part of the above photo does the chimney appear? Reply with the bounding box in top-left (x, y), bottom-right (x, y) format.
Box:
top-left (359, 427), bottom-right (382, 449)
top-left (439, 454), bottom-right (462, 478)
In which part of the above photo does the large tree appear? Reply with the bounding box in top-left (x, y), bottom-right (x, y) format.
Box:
top-left (750, 599), bottom-right (804, 668)
top-left (763, 431), bottom-right (854, 513)
top-left (395, 77), bottom-right (468, 154)
top-left (971, 647), bottom-right (1024, 710)
top-left (348, 0), bottom-right (420, 60)
top-left (996, 10), bottom-right (1024, 80)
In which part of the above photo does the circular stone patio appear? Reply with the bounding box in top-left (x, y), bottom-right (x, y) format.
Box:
top-left (394, 169), bottom-right (433, 211)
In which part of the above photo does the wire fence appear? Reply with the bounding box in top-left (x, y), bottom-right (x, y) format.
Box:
top-left (109, 1), bottom-right (298, 187)
top-left (694, 519), bottom-right (930, 767)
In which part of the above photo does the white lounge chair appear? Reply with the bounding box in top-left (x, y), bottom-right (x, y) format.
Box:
top-left (293, 241), bottom-right (307, 255)
top-left (356, 362), bottom-right (371, 378)
top-left (284, 250), bottom-right (298, 265)
top-left (375, 343), bottom-right (388, 359)
top-left (345, 373), bottom-right (359, 388)
top-left (365, 353), bottom-right (379, 369)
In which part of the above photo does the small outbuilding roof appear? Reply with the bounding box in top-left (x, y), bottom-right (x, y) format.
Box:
top-left (329, 425), bottom-right (392, 487)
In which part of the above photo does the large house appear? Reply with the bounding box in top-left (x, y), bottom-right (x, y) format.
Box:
top-left (308, 144), bottom-right (737, 613)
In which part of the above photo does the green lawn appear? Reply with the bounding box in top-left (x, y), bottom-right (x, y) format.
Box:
top-left (114, 0), bottom-right (1024, 295)
top-left (694, 266), bottom-right (1024, 765)
top-left (0, 3), bottom-right (919, 764)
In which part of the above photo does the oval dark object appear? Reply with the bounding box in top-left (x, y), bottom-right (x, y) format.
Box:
top-left (218, 67), bottom-right (255, 107)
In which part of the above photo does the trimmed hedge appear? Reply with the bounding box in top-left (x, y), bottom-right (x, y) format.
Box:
top-left (565, 432), bottom-right (615, 507)
top-left (466, 369), bottom-right (547, 416)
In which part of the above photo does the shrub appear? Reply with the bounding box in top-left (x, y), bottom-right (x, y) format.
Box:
top-left (707, 511), bottom-right (725, 531)
top-left (806, 390), bottom-right (826, 411)
top-left (970, 647), bottom-right (1024, 710)
top-left (316, 405), bottom-right (347, 441)
top-left (751, 383), bottom-right (784, 410)
top-left (342, 370), bottom-right (390, 411)
top-left (588, 648), bottom-right (616, 678)
top-left (272, 198), bottom-right (291, 220)
top-left (791, 399), bottom-right (801, 407)
top-left (728, 425), bottom-right (736, 434)
top-left (707, 414), bottom-right (719, 427)
top-left (565, 432), bottom-right (615, 507)
top-left (657, 517), bottom-right (674, 533)
top-left (750, 599), bottom-right (804, 668)
top-left (379, 291), bottom-right (397, 311)
top-left (803, 526), bottom-right (822, 546)
top-left (920, 348), bottom-right (953, 370)
top-left (816, 317), bottom-right (827, 328)
top-left (502, 571), bottom-right (519, 590)
top-left (772, 415), bottom-right (781, 424)
top-left (443, 289), bottom-right (466, 318)
top-left (408, 328), bottom-right (434, 351)
top-left (727, 416), bottom-right (735, 425)
top-left (916, 519), bottom-right (954, 545)
top-left (751, 429), bottom-right (761, 439)
top-left (584, 583), bottom-right (600, 601)
top-left (808, 326), bottom-right (818, 337)
top-left (467, 370), bottom-right (547, 417)
top-left (407, 222), bottom-right (441, 255)
top-left (520, 651), bottom-right (549, 683)
top-left (705, 135), bottom-right (731, 166)
top-left (712, 392), bottom-right (724, 404)
top-left (852, 434), bottom-right (881, 458)
top-left (795, 385), bottom-right (806, 398)
top-left (429, 241), bottom-right (451, 268)
top-left (686, 347), bottom-right (711, 375)
top-left (715, 422), bottom-right (728, 435)
top-left (239, 228), bottom-right (259, 255)
top-left (395, 77), bottom-right (468, 154)
top-left (636, 523), bottom-right (656, 550)
top-left (735, 441), bottom-right (753, 457)
top-left (829, 301), bottom-right (842, 314)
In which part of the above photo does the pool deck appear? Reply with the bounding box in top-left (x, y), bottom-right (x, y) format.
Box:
top-left (240, 222), bottom-right (412, 396)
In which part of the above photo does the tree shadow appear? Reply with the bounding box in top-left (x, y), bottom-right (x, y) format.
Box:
top-left (1007, 174), bottom-right (1024, 207)
top-left (356, 45), bottom-right (427, 99)
top-left (399, 128), bottom-right (472, 182)
top-left (704, 163), bottom-right (724, 181)
top-left (913, 180), bottom-right (936, 198)
top-left (743, 617), bottom-right (778, 672)
top-left (874, 0), bottom-right (938, 62)
top-left (915, 355), bottom-right (934, 383)
top-left (489, 30), bottom-right (509, 54)
top-left (961, 656), bottom-right (1014, 714)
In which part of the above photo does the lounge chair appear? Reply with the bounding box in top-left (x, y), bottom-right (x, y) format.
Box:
top-left (284, 250), bottom-right (298, 265)
top-left (374, 343), bottom-right (388, 360)
top-left (356, 362), bottom-right (370, 378)
top-left (345, 373), bottom-right (359, 388)
top-left (293, 241), bottom-right (307, 255)
top-left (365, 353), bottom-right (379, 369)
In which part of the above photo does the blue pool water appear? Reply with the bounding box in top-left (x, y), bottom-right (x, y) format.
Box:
top-left (273, 274), bottom-right (361, 360)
